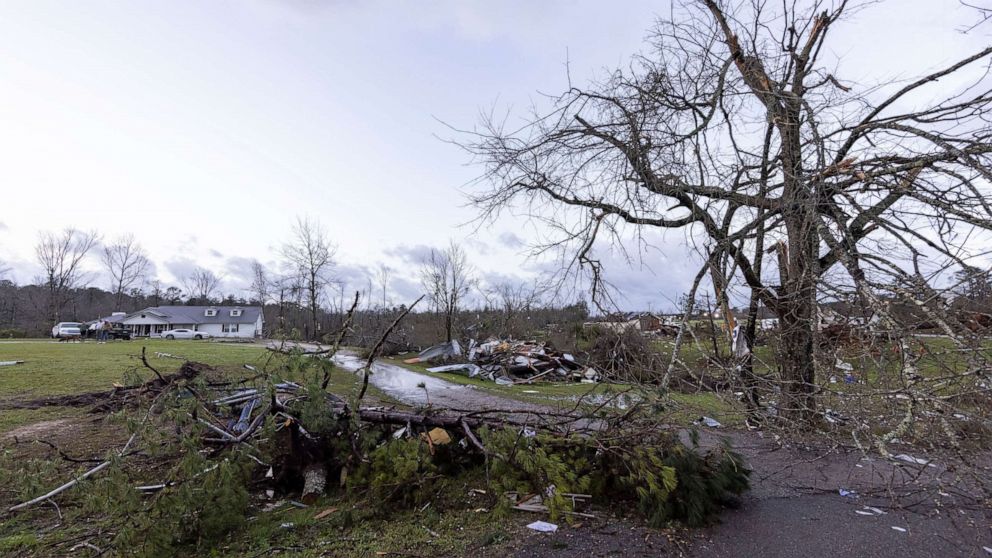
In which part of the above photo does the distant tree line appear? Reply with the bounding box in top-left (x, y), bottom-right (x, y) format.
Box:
top-left (0, 218), bottom-right (591, 340)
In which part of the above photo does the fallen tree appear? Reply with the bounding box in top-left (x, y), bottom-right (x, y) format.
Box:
top-left (2, 339), bottom-right (749, 556)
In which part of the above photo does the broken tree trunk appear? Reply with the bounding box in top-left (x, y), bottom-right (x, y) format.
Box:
top-left (301, 463), bottom-right (328, 504)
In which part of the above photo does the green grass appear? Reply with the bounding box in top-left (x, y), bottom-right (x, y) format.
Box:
top-left (0, 339), bottom-right (273, 399)
top-left (206, 494), bottom-right (516, 558)
top-left (0, 339), bottom-right (385, 435)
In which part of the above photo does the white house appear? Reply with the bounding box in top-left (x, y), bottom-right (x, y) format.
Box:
top-left (122, 306), bottom-right (264, 339)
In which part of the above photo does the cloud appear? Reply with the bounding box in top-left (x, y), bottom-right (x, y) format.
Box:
top-left (383, 244), bottom-right (435, 265)
top-left (209, 249), bottom-right (224, 258)
top-left (334, 262), bottom-right (373, 291)
top-left (222, 256), bottom-right (256, 291)
top-left (497, 232), bottom-right (525, 249)
top-left (0, 222), bottom-right (8, 232)
top-left (479, 270), bottom-right (532, 290)
top-left (390, 276), bottom-right (423, 303)
top-left (464, 238), bottom-right (492, 256)
top-left (163, 257), bottom-right (201, 284)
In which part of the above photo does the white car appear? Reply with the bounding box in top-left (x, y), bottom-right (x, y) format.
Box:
top-left (51, 322), bottom-right (82, 338)
top-left (160, 328), bottom-right (210, 340)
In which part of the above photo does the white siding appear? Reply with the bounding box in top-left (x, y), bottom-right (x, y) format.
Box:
top-left (198, 322), bottom-right (257, 339)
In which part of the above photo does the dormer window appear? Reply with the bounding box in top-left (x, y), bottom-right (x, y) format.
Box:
top-left (204, 308), bottom-right (217, 317)
top-left (230, 309), bottom-right (243, 317)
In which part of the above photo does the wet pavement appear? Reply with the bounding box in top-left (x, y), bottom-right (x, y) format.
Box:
top-left (330, 352), bottom-right (553, 414)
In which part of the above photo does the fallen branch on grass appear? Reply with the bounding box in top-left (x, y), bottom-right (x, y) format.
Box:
top-left (0, 361), bottom-right (210, 411)
top-left (8, 431), bottom-right (140, 512)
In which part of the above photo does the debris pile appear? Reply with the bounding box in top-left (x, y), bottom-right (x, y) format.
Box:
top-left (416, 338), bottom-right (601, 385)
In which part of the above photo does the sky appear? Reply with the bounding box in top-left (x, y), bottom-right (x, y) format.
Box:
top-left (0, 1), bottom-right (988, 311)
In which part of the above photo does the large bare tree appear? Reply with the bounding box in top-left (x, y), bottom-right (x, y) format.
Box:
top-left (182, 267), bottom-right (221, 304)
top-left (282, 217), bottom-right (336, 340)
top-left (462, 1), bottom-right (992, 422)
top-left (102, 234), bottom-right (150, 311)
top-left (420, 241), bottom-right (474, 343)
top-left (35, 228), bottom-right (99, 323)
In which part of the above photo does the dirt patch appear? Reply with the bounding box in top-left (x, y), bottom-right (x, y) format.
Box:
top-left (2, 418), bottom-right (72, 441)
top-left (1, 413), bottom-right (127, 462)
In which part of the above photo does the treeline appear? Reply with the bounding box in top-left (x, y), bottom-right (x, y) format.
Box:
top-left (0, 219), bottom-right (592, 340)
top-left (0, 278), bottom-right (590, 343)
top-left (0, 281), bottom-right (252, 337)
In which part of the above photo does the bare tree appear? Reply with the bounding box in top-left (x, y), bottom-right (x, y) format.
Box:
top-left (961, 1), bottom-right (991, 32)
top-left (35, 228), bottom-right (99, 323)
top-left (484, 280), bottom-right (541, 337)
top-left (374, 264), bottom-right (391, 309)
top-left (249, 260), bottom-right (270, 306)
top-left (420, 241), bottom-right (474, 343)
top-left (461, 1), bottom-right (992, 422)
top-left (101, 234), bottom-right (150, 311)
top-left (182, 268), bottom-right (221, 304)
top-left (273, 273), bottom-right (303, 335)
top-left (282, 217), bottom-right (336, 340)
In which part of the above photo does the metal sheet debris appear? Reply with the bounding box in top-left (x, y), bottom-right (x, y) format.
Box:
top-left (407, 340), bottom-right (463, 363)
top-left (426, 363), bottom-right (481, 378)
top-left (695, 416), bottom-right (723, 428)
top-left (893, 454), bottom-right (935, 467)
top-left (419, 337), bottom-right (602, 385)
top-left (526, 520), bottom-right (558, 533)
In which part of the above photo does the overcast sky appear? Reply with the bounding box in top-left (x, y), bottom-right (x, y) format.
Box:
top-left (0, 1), bottom-right (987, 311)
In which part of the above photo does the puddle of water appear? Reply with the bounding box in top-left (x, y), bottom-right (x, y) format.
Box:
top-left (331, 354), bottom-right (468, 404)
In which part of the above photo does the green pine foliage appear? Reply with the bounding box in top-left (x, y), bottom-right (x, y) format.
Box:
top-left (480, 427), bottom-right (749, 527)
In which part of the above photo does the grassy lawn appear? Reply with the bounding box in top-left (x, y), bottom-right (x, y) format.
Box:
top-left (0, 339), bottom-right (377, 435)
top-left (0, 339), bottom-right (273, 399)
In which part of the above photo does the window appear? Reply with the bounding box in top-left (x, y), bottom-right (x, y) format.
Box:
top-left (222, 324), bottom-right (239, 333)
top-left (205, 308), bottom-right (217, 317)
top-left (230, 309), bottom-right (242, 317)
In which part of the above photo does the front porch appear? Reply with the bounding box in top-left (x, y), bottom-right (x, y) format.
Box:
top-left (126, 323), bottom-right (198, 337)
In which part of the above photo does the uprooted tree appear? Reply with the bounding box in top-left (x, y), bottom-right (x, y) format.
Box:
top-left (459, 0), bottom-right (992, 423)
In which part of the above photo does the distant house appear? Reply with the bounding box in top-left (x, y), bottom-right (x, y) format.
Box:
top-left (583, 312), bottom-right (671, 333)
top-left (122, 306), bottom-right (263, 338)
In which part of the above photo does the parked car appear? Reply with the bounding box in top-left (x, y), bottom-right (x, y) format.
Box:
top-left (51, 322), bottom-right (82, 339)
top-left (160, 328), bottom-right (209, 340)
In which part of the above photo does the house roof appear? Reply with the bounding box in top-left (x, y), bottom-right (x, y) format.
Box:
top-left (124, 305), bottom-right (262, 325)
